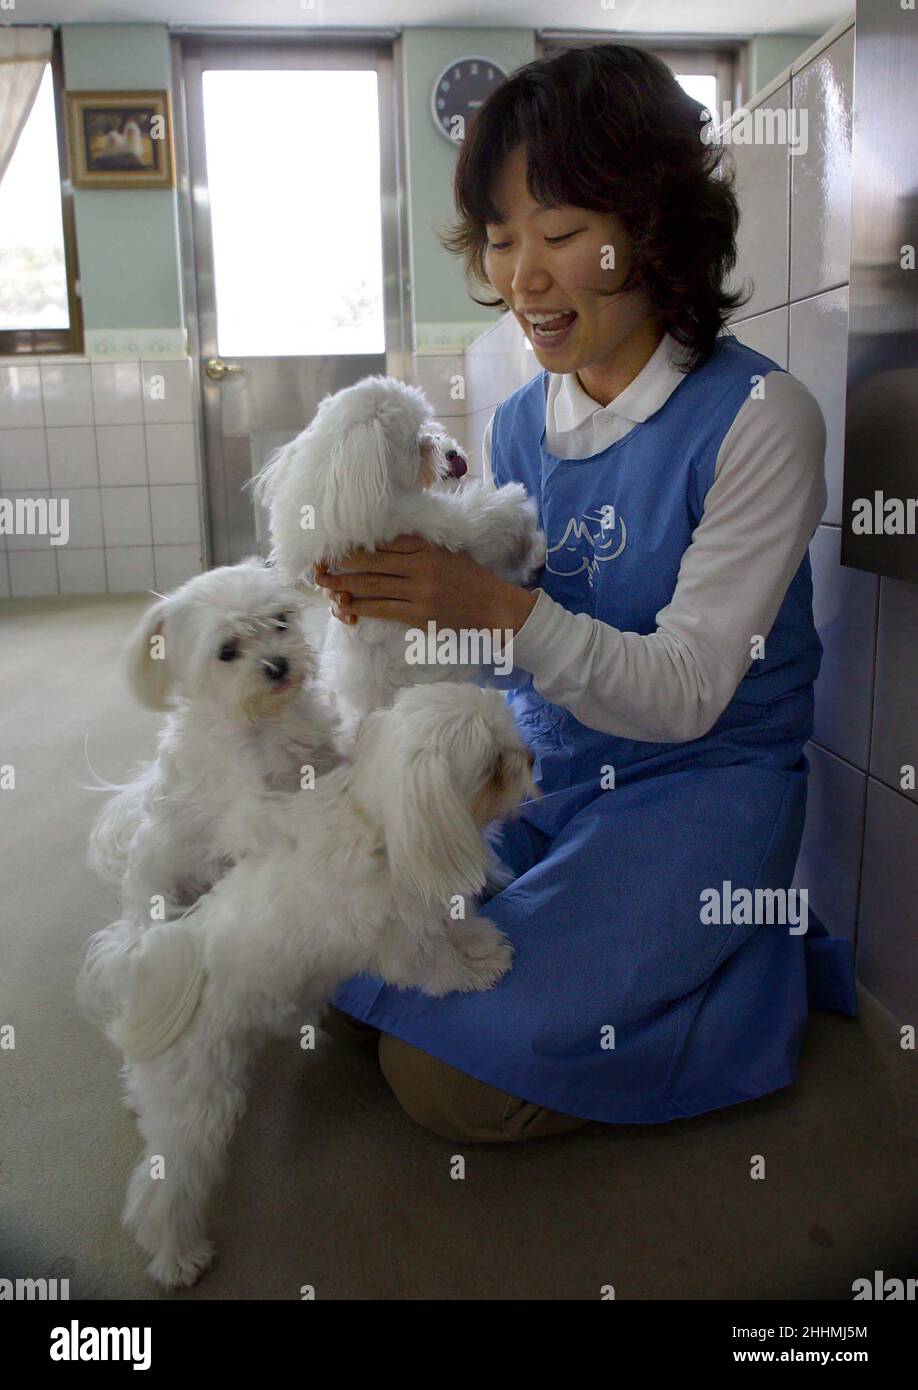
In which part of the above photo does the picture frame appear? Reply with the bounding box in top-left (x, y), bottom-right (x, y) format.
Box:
top-left (64, 90), bottom-right (176, 189)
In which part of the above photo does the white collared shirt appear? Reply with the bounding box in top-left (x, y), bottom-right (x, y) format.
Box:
top-left (480, 333), bottom-right (827, 742)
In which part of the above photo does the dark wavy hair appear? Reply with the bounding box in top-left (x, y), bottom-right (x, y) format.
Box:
top-left (439, 43), bottom-right (751, 371)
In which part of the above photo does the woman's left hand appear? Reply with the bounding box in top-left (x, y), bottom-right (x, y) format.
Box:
top-left (316, 534), bottom-right (537, 635)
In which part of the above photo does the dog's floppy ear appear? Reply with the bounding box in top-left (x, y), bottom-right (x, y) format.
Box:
top-left (125, 596), bottom-right (174, 710)
top-left (324, 415), bottom-right (391, 540)
top-left (383, 749), bottom-right (490, 908)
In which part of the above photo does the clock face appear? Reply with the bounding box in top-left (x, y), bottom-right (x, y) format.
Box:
top-left (431, 57), bottom-right (508, 143)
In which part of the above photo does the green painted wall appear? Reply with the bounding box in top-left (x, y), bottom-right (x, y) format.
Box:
top-left (62, 24), bottom-right (185, 349)
top-left (399, 29), bottom-right (536, 352)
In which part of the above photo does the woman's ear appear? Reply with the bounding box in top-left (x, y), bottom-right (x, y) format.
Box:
top-left (125, 597), bottom-right (174, 710)
top-left (383, 750), bottom-right (490, 909)
top-left (324, 415), bottom-right (391, 540)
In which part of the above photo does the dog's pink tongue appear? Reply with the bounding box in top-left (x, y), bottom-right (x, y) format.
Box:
top-left (446, 451), bottom-right (467, 478)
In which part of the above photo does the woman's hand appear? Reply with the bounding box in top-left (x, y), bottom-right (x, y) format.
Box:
top-left (316, 535), bottom-right (537, 636)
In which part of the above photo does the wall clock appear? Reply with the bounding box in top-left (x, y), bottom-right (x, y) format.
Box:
top-left (431, 57), bottom-right (508, 143)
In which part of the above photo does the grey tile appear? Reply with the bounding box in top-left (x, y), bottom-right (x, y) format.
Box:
top-left (0, 364), bottom-right (43, 429)
top-left (789, 287), bottom-right (849, 525)
top-left (145, 423), bottom-right (198, 485)
top-left (793, 741), bottom-right (866, 942)
top-left (0, 429), bottom-right (49, 490)
top-left (91, 362), bottom-right (143, 426)
top-left (46, 426), bottom-right (100, 489)
top-left (3, 490), bottom-right (52, 551)
top-left (870, 576), bottom-right (918, 807)
top-left (464, 407), bottom-right (497, 480)
top-left (729, 307), bottom-right (788, 367)
top-left (153, 545), bottom-right (203, 592)
top-left (856, 779), bottom-right (918, 1023)
top-left (100, 486), bottom-right (152, 547)
top-left (810, 524), bottom-right (878, 769)
top-left (141, 359), bottom-right (194, 423)
top-left (464, 346), bottom-right (535, 415)
top-left (97, 424), bottom-right (147, 487)
top-left (57, 548), bottom-right (107, 594)
top-left (40, 362), bottom-right (94, 428)
top-left (105, 546), bottom-right (155, 594)
top-left (50, 487), bottom-right (104, 549)
top-left (726, 82), bottom-right (791, 316)
top-left (409, 355), bottom-right (468, 415)
top-left (790, 28), bottom-right (853, 301)
top-left (8, 549), bottom-right (58, 597)
top-left (149, 485), bottom-right (201, 546)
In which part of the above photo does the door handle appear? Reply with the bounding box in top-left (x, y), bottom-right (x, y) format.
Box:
top-left (204, 357), bottom-right (244, 381)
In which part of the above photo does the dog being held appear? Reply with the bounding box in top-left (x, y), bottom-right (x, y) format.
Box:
top-left (81, 559), bottom-right (340, 1021)
top-left (82, 682), bottom-right (537, 1289)
top-left (253, 374), bottom-right (546, 743)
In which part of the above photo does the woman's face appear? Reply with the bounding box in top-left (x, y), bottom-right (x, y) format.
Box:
top-left (483, 145), bottom-right (659, 384)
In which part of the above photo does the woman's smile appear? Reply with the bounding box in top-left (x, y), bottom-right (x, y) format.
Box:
top-left (518, 307), bottom-right (579, 349)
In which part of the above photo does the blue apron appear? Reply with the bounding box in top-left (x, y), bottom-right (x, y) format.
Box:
top-left (331, 336), bottom-right (857, 1124)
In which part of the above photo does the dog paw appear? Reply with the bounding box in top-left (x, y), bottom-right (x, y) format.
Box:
top-left (446, 918), bottom-right (514, 992)
top-left (147, 1236), bottom-right (215, 1290)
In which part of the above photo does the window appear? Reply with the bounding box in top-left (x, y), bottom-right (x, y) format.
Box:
top-left (201, 67), bottom-right (385, 357)
top-left (0, 38), bottom-right (82, 355)
top-left (539, 35), bottom-right (740, 128)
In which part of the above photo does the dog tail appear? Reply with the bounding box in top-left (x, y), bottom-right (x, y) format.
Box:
top-left (107, 917), bottom-right (207, 1062)
top-left (80, 732), bottom-right (138, 794)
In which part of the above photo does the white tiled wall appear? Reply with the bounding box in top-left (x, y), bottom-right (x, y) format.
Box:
top-left (447, 16), bottom-right (916, 1024)
top-left (0, 356), bottom-right (205, 597)
top-left (727, 16), bottom-right (917, 1023)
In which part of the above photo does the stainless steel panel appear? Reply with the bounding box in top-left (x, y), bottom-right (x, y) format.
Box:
top-left (841, 1), bottom-right (918, 582)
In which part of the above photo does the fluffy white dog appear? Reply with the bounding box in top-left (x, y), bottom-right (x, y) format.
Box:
top-left (254, 375), bottom-right (545, 742)
top-left (83, 683), bottom-right (537, 1289)
top-left (82, 559), bottom-right (340, 1018)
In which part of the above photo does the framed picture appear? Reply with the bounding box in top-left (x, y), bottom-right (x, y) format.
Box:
top-left (65, 90), bottom-right (175, 189)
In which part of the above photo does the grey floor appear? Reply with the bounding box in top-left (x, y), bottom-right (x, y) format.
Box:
top-left (1, 592), bottom-right (916, 1300)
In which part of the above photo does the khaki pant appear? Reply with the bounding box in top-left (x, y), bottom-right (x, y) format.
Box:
top-left (320, 1006), bottom-right (589, 1143)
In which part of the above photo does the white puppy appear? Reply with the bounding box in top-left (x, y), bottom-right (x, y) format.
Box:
top-left (85, 683), bottom-right (537, 1289)
top-left (81, 559), bottom-right (340, 1019)
top-left (254, 375), bottom-right (545, 742)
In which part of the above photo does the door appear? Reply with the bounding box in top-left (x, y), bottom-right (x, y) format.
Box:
top-left (179, 38), bottom-right (408, 566)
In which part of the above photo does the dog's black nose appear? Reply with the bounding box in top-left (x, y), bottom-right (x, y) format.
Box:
top-left (264, 656), bottom-right (290, 682)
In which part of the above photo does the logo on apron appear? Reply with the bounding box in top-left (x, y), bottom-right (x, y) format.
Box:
top-left (545, 505), bottom-right (626, 586)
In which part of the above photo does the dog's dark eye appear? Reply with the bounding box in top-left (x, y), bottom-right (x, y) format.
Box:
top-left (219, 639), bottom-right (239, 662)
top-left (273, 612), bottom-right (288, 628)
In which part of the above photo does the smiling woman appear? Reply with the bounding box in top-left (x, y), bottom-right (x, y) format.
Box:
top-left (442, 42), bottom-right (747, 396)
top-left (326, 42), bottom-right (858, 1142)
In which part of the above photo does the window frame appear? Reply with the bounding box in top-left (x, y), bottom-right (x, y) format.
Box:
top-left (0, 29), bottom-right (84, 357)
top-left (537, 31), bottom-right (745, 118)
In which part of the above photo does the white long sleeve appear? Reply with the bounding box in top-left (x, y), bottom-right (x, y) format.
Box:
top-left (482, 370), bottom-right (827, 743)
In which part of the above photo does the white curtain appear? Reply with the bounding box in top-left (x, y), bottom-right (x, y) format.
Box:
top-left (0, 27), bottom-right (54, 185)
